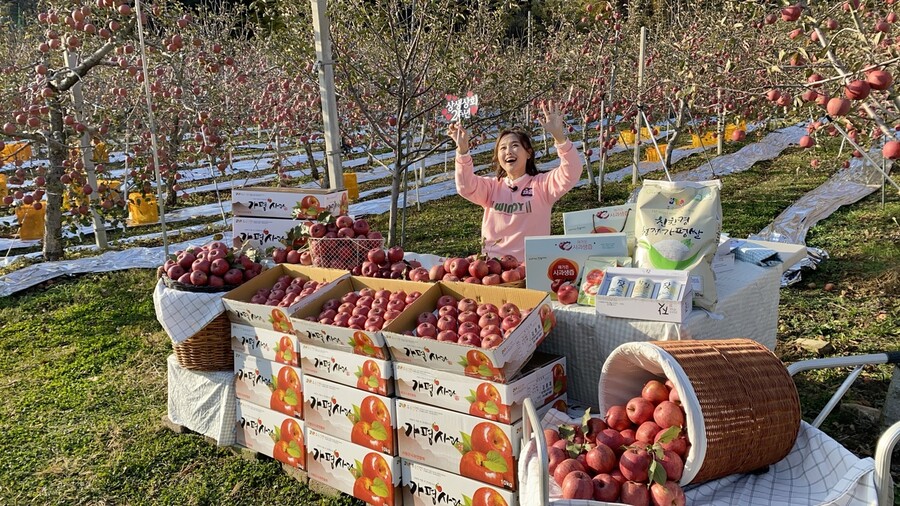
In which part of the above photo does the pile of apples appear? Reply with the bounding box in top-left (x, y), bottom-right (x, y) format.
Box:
top-left (546, 378), bottom-right (690, 505)
top-left (410, 295), bottom-right (527, 348)
top-left (356, 245), bottom-right (423, 279)
top-left (158, 241), bottom-right (263, 288)
top-left (247, 274), bottom-right (328, 308)
top-left (301, 288), bottom-right (423, 331)
top-left (424, 254), bottom-right (525, 285)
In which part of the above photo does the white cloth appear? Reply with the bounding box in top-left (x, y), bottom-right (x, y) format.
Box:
top-left (538, 261), bottom-right (782, 407)
top-left (166, 354), bottom-right (236, 446)
top-left (153, 279), bottom-right (226, 344)
top-left (518, 409), bottom-right (877, 506)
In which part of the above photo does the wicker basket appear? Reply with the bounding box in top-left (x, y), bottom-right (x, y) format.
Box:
top-left (600, 338), bottom-right (801, 485)
top-left (172, 312), bottom-right (233, 371)
top-left (308, 236), bottom-right (385, 270)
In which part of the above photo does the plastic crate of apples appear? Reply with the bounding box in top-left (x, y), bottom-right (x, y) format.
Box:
top-left (543, 378), bottom-right (689, 504)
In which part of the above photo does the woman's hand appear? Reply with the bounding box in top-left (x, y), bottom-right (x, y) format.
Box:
top-left (538, 99), bottom-right (567, 144)
top-left (447, 122), bottom-right (470, 155)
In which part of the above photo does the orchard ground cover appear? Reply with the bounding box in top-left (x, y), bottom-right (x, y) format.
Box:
top-left (0, 130), bottom-right (898, 504)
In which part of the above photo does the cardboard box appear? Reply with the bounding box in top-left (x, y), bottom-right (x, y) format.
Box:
top-left (303, 375), bottom-right (398, 456)
top-left (231, 323), bottom-right (299, 365)
top-left (595, 267), bottom-right (692, 323)
top-left (524, 233), bottom-right (628, 293)
top-left (290, 276), bottom-right (441, 360)
top-left (394, 353), bottom-right (566, 424)
top-left (577, 256), bottom-right (632, 306)
top-left (235, 400), bottom-right (307, 470)
top-left (562, 203), bottom-right (636, 251)
top-left (234, 351), bottom-right (304, 418)
top-left (306, 428), bottom-right (402, 506)
top-left (300, 342), bottom-right (394, 396)
top-left (396, 399), bottom-right (524, 490)
top-left (233, 215), bottom-right (308, 252)
top-left (382, 282), bottom-right (555, 383)
top-left (232, 186), bottom-right (349, 219)
top-left (222, 264), bottom-right (348, 332)
top-left (402, 460), bottom-right (518, 506)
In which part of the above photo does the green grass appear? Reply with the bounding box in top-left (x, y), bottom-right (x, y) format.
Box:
top-left (1, 127), bottom-right (899, 503)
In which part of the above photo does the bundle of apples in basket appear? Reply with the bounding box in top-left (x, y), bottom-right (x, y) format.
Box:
top-left (270, 213), bottom-right (383, 270)
top-left (157, 239), bottom-right (264, 291)
top-left (545, 378), bottom-right (689, 505)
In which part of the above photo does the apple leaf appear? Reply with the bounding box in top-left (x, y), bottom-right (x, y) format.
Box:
top-left (367, 376), bottom-right (379, 388)
top-left (649, 459), bottom-right (667, 486)
top-left (354, 368), bottom-right (363, 379)
top-left (580, 408), bottom-right (593, 434)
top-left (272, 428), bottom-right (282, 443)
top-left (287, 440), bottom-right (303, 458)
top-left (484, 401), bottom-right (499, 415)
top-left (272, 375), bottom-right (280, 390)
top-left (369, 420), bottom-right (389, 441)
top-left (284, 389), bottom-right (299, 406)
top-left (558, 424), bottom-right (576, 441)
top-left (371, 477), bottom-right (390, 498)
top-left (483, 450), bottom-right (509, 473)
top-left (554, 379), bottom-right (563, 393)
top-left (466, 391), bottom-right (477, 403)
top-left (461, 432), bottom-right (472, 454)
top-left (351, 460), bottom-right (363, 479)
top-left (462, 495), bottom-right (474, 506)
top-left (347, 337), bottom-right (357, 347)
top-left (362, 344), bottom-right (376, 356)
top-left (478, 364), bottom-right (493, 378)
top-left (656, 426), bottom-right (681, 444)
top-left (565, 442), bottom-right (583, 459)
top-left (348, 405), bottom-right (361, 424)
top-left (458, 356), bottom-right (469, 368)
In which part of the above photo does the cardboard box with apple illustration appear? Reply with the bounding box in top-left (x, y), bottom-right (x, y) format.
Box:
top-left (231, 323), bottom-right (299, 366)
top-left (232, 216), bottom-right (311, 252)
top-left (562, 203), bottom-right (636, 252)
top-left (222, 264), bottom-right (349, 332)
top-left (235, 399), bottom-right (307, 470)
top-left (306, 428), bottom-right (402, 506)
top-left (524, 233), bottom-right (628, 293)
top-left (300, 342), bottom-right (394, 396)
top-left (394, 352), bottom-right (566, 424)
top-left (303, 374), bottom-right (398, 456)
top-left (290, 276), bottom-right (441, 360)
top-left (381, 282), bottom-right (555, 383)
top-left (232, 186), bottom-right (349, 220)
top-left (234, 351), bottom-right (304, 419)
top-left (402, 460), bottom-right (518, 506)
top-left (396, 399), bottom-right (537, 490)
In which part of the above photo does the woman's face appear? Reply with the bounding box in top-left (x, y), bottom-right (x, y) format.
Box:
top-left (497, 133), bottom-right (531, 179)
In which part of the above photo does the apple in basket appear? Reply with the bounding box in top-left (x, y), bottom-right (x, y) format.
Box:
top-left (157, 240), bottom-right (263, 288)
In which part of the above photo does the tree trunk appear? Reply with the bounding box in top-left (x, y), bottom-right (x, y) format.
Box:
top-left (664, 99), bottom-right (685, 167)
top-left (44, 100), bottom-right (67, 261)
top-left (581, 119), bottom-right (594, 188)
top-left (166, 114), bottom-right (181, 207)
top-left (387, 159), bottom-right (403, 247)
top-left (304, 141), bottom-right (319, 181)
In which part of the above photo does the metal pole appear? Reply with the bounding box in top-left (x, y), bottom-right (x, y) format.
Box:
top-left (65, 51), bottom-right (108, 249)
top-left (311, 0), bottom-right (344, 191)
top-left (598, 100), bottom-right (605, 202)
top-left (632, 26), bottom-right (646, 185)
top-left (134, 0), bottom-right (168, 257)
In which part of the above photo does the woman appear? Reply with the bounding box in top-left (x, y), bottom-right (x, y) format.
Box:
top-left (448, 100), bottom-right (583, 261)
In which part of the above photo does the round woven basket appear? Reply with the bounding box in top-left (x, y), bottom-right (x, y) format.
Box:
top-left (599, 338), bottom-right (800, 485)
top-left (172, 312), bottom-right (233, 371)
top-left (161, 274), bottom-right (238, 294)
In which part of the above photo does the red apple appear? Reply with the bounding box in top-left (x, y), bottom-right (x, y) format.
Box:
top-left (621, 481), bottom-right (651, 506)
top-left (626, 397), bottom-right (655, 425)
top-left (436, 330), bottom-right (458, 342)
top-left (458, 321), bottom-right (480, 336)
top-left (469, 259), bottom-right (489, 278)
top-left (437, 295), bottom-right (458, 308)
top-left (458, 332), bottom-right (481, 346)
top-left (653, 401), bottom-right (685, 429)
top-left (416, 322), bottom-right (437, 338)
top-left (557, 283), bottom-right (579, 305)
top-left (417, 312), bottom-right (438, 326)
top-left (476, 303), bottom-right (499, 316)
top-left (561, 471), bottom-right (593, 500)
top-left (481, 334), bottom-right (504, 349)
top-left (657, 450), bottom-right (684, 482)
top-left (486, 258), bottom-right (502, 275)
top-left (499, 255), bottom-right (519, 270)
top-left (457, 298), bottom-right (478, 313)
top-left (438, 306), bottom-right (459, 319)
top-left (548, 446), bottom-right (567, 475)
top-left (642, 380), bottom-right (670, 404)
top-left (606, 405), bottom-right (631, 431)
top-left (478, 312), bottom-right (500, 329)
top-left (500, 314), bottom-right (521, 332)
top-left (584, 444), bottom-right (617, 475)
top-left (636, 421), bottom-right (662, 444)
top-left (592, 473), bottom-right (621, 502)
top-left (428, 264), bottom-right (446, 281)
top-left (482, 274), bottom-right (501, 285)
top-left (554, 459), bottom-right (586, 487)
top-left (448, 257), bottom-right (470, 278)
top-left (368, 248), bottom-right (386, 264)
top-left (353, 219), bottom-right (370, 236)
top-left (498, 303), bottom-right (520, 318)
top-left (480, 325), bottom-right (500, 338)
top-left (619, 447), bottom-right (651, 482)
top-left (595, 429), bottom-right (625, 454)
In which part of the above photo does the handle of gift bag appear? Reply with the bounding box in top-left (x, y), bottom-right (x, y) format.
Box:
top-left (522, 397), bottom-right (550, 504)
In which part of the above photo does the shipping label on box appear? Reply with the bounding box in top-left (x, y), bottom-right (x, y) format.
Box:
top-left (382, 282), bottom-right (555, 383)
top-left (396, 399), bottom-right (522, 490)
top-left (235, 400), bottom-right (307, 470)
top-left (231, 323), bottom-right (299, 365)
top-left (402, 460), bottom-right (518, 506)
top-left (595, 267), bottom-right (692, 323)
top-left (300, 342), bottom-right (394, 396)
top-left (232, 187), bottom-right (349, 219)
top-left (306, 428), bottom-right (402, 506)
top-left (303, 375), bottom-right (397, 456)
top-left (222, 264), bottom-right (348, 331)
top-left (234, 351), bottom-right (304, 418)
top-left (525, 233), bottom-right (628, 293)
top-left (291, 276), bottom-right (442, 360)
top-left (233, 216), bottom-right (307, 252)
top-left (394, 353), bottom-right (566, 424)
top-left (563, 204), bottom-right (635, 252)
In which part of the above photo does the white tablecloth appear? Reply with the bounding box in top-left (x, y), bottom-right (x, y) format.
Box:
top-left (166, 354), bottom-right (236, 446)
top-left (537, 261), bottom-right (783, 407)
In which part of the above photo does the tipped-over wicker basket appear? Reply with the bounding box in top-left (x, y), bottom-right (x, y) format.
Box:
top-left (600, 338), bottom-right (801, 485)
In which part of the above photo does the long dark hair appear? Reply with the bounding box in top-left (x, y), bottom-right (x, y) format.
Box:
top-left (493, 129), bottom-right (539, 181)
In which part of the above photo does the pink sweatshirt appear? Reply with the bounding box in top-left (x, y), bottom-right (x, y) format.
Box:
top-left (455, 140), bottom-right (583, 262)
